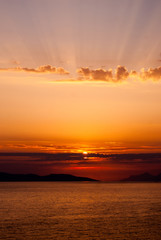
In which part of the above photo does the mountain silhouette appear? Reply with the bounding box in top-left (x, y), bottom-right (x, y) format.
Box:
top-left (121, 172), bottom-right (161, 182)
top-left (0, 172), bottom-right (97, 182)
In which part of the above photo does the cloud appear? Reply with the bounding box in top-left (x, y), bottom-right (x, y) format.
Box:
top-left (0, 65), bottom-right (69, 74)
top-left (115, 65), bottom-right (129, 81)
top-left (11, 60), bottom-right (20, 65)
top-left (77, 66), bottom-right (129, 82)
top-left (77, 65), bottom-right (161, 82)
top-left (0, 152), bottom-right (161, 175)
top-left (1, 63), bottom-right (161, 82)
top-left (140, 67), bottom-right (161, 81)
top-left (77, 67), bottom-right (113, 81)
top-left (77, 67), bottom-right (91, 77)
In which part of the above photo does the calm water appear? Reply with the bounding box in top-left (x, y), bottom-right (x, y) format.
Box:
top-left (0, 182), bottom-right (161, 240)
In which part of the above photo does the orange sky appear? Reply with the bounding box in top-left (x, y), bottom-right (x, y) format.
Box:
top-left (0, 0), bottom-right (161, 179)
top-left (1, 71), bottom-right (161, 154)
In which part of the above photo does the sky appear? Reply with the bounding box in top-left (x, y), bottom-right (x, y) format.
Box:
top-left (0, 0), bottom-right (161, 180)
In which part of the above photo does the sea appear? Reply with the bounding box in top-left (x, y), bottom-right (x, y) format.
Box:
top-left (0, 182), bottom-right (161, 240)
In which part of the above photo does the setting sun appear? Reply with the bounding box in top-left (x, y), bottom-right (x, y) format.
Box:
top-left (83, 151), bottom-right (88, 155)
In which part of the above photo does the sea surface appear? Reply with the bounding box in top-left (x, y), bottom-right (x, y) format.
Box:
top-left (0, 182), bottom-right (161, 240)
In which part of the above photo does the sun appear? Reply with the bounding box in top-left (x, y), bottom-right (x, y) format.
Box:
top-left (83, 151), bottom-right (88, 155)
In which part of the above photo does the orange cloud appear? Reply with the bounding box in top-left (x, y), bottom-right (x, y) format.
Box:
top-left (77, 66), bottom-right (129, 82)
top-left (115, 65), bottom-right (129, 81)
top-left (140, 66), bottom-right (161, 81)
top-left (0, 65), bottom-right (69, 74)
top-left (77, 67), bottom-right (113, 81)
top-left (77, 65), bottom-right (161, 82)
top-left (1, 63), bottom-right (161, 82)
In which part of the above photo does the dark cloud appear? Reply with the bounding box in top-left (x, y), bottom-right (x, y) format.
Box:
top-left (1, 152), bottom-right (161, 180)
top-left (1, 152), bottom-right (161, 166)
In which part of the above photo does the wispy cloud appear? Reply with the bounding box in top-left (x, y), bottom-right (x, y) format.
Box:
top-left (0, 152), bottom-right (161, 180)
top-left (0, 65), bottom-right (69, 74)
top-left (11, 60), bottom-right (20, 66)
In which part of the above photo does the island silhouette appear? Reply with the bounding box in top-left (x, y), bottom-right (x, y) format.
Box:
top-left (1, 172), bottom-right (161, 182)
top-left (121, 172), bottom-right (161, 182)
top-left (0, 172), bottom-right (97, 182)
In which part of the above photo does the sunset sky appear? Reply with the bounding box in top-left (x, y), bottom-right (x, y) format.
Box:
top-left (0, 0), bottom-right (161, 180)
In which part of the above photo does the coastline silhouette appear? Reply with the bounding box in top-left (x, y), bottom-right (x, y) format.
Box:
top-left (0, 172), bottom-right (97, 182)
top-left (121, 172), bottom-right (161, 182)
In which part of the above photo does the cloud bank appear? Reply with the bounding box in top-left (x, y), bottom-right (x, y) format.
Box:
top-left (140, 66), bottom-right (161, 81)
top-left (0, 152), bottom-right (161, 181)
top-left (1, 63), bottom-right (161, 82)
top-left (0, 65), bottom-right (69, 74)
top-left (77, 66), bottom-right (161, 82)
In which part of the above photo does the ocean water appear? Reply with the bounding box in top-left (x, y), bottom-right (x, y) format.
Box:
top-left (0, 182), bottom-right (161, 240)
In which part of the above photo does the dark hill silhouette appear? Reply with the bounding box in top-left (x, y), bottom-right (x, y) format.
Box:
top-left (121, 172), bottom-right (161, 182)
top-left (156, 173), bottom-right (161, 181)
top-left (0, 172), bottom-right (97, 182)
